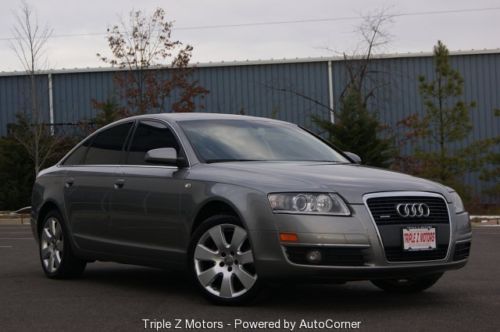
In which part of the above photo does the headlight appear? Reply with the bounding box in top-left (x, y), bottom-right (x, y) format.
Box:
top-left (449, 191), bottom-right (465, 214)
top-left (268, 193), bottom-right (350, 216)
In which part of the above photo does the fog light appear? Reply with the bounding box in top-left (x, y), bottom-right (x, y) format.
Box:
top-left (306, 250), bottom-right (322, 263)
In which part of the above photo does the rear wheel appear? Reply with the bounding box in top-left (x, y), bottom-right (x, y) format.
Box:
top-left (371, 273), bottom-right (444, 293)
top-left (39, 211), bottom-right (86, 278)
top-left (189, 215), bottom-right (260, 305)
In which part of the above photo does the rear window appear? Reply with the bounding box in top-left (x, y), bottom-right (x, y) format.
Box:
top-left (62, 140), bottom-right (90, 165)
top-left (83, 122), bottom-right (133, 165)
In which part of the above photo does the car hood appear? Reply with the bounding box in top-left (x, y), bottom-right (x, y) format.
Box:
top-left (194, 162), bottom-right (450, 204)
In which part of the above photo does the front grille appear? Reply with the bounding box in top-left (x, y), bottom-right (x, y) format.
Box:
top-left (285, 246), bottom-right (365, 266)
top-left (385, 245), bottom-right (448, 261)
top-left (366, 196), bottom-right (449, 225)
top-left (365, 194), bottom-right (451, 262)
top-left (453, 242), bottom-right (471, 261)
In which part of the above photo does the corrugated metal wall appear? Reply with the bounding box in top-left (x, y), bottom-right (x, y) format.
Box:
top-left (37, 62), bottom-right (330, 128)
top-left (330, 53), bottom-right (500, 150)
top-left (52, 71), bottom-right (116, 124)
top-left (0, 53), bottom-right (499, 198)
top-left (0, 75), bottom-right (50, 132)
top-left (193, 62), bottom-right (330, 128)
top-left (330, 53), bottom-right (500, 197)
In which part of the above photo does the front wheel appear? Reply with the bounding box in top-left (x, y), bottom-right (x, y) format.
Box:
top-left (189, 215), bottom-right (261, 305)
top-left (371, 273), bottom-right (444, 293)
top-left (39, 211), bottom-right (87, 278)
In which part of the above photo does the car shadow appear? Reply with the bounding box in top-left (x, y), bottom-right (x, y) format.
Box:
top-left (258, 282), bottom-right (449, 313)
top-left (77, 263), bottom-right (450, 312)
top-left (79, 263), bottom-right (199, 297)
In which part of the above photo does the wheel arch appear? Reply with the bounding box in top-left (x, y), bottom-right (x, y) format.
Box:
top-left (36, 200), bottom-right (64, 238)
top-left (190, 198), bottom-right (246, 235)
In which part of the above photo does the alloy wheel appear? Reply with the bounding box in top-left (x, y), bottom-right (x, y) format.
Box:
top-left (40, 217), bottom-right (64, 273)
top-left (194, 224), bottom-right (257, 299)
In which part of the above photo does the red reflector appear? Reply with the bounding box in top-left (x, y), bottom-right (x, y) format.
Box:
top-left (280, 233), bottom-right (298, 242)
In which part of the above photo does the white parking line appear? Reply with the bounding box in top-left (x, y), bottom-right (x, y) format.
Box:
top-left (0, 232), bottom-right (33, 234)
top-left (0, 225), bottom-right (30, 227)
top-left (0, 238), bottom-right (33, 240)
top-left (0, 228), bottom-right (30, 230)
top-left (0, 245), bottom-right (13, 248)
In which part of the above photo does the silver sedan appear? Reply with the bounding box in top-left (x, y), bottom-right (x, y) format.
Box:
top-left (31, 113), bottom-right (472, 304)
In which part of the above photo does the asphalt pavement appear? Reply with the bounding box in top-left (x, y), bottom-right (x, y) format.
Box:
top-left (0, 224), bottom-right (499, 332)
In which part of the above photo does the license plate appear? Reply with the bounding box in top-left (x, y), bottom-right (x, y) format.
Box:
top-left (403, 227), bottom-right (436, 251)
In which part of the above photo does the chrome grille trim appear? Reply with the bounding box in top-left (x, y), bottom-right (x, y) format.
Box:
top-left (363, 191), bottom-right (452, 264)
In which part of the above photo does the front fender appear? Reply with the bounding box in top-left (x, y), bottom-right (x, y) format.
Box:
top-left (181, 181), bottom-right (277, 233)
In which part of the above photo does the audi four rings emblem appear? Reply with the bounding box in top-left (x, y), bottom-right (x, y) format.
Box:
top-left (396, 203), bottom-right (431, 217)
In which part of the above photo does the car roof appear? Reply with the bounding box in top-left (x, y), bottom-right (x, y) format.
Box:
top-left (123, 112), bottom-right (293, 125)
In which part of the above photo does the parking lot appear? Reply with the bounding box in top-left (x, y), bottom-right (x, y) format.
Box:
top-left (0, 224), bottom-right (499, 331)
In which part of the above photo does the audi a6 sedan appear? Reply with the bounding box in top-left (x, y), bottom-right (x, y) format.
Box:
top-left (31, 113), bottom-right (472, 304)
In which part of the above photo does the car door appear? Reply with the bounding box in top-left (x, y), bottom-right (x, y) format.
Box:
top-left (109, 120), bottom-right (188, 263)
top-left (63, 121), bottom-right (133, 252)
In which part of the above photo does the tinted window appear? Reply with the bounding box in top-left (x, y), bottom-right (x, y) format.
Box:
top-left (84, 122), bottom-right (132, 165)
top-left (179, 120), bottom-right (349, 163)
top-left (127, 121), bottom-right (179, 165)
top-left (62, 140), bottom-right (90, 165)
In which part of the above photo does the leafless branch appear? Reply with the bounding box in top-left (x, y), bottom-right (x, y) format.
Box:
top-left (10, 1), bottom-right (57, 176)
top-left (10, 1), bottom-right (52, 74)
top-left (261, 83), bottom-right (332, 113)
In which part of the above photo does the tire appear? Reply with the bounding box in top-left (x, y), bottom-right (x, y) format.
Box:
top-left (371, 273), bottom-right (444, 293)
top-left (189, 215), bottom-right (261, 305)
top-left (39, 210), bottom-right (87, 279)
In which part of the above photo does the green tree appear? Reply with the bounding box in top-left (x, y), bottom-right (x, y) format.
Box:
top-left (9, 113), bottom-right (63, 176)
top-left (0, 124), bottom-right (76, 210)
top-left (312, 10), bottom-right (395, 168)
top-left (0, 136), bottom-right (34, 210)
top-left (401, 41), bottom-right (477, 195)
top-left (89, 97), bottom-right (128, 130)
top-left (314, 88), bottom-right (395, 167)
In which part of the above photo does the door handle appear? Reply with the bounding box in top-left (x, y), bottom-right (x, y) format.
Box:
top-left (65, 178), bottom-right (74, 188)
top-left (114, 179), bottom-right (125, 189)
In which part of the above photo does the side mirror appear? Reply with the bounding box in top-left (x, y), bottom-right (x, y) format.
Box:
top-left (344, 151), bottom-right (362, 164)
top-left (145, 148), bottom-right (180, 166)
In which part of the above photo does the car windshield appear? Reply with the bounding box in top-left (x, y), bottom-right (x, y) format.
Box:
top-left (178, 119), bottom-right (350, 163)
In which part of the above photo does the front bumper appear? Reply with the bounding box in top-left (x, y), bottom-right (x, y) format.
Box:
top-left (249, 204), bottom-right (471, 281)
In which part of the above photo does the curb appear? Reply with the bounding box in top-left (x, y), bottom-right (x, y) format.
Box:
top-left (0, 219), bottom-right (31, 225)
top-left (472, 223), bottom-right (500, 228)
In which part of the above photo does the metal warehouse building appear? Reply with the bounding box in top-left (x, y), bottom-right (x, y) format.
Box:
top-left (0, 50), bottom-right (499, 198)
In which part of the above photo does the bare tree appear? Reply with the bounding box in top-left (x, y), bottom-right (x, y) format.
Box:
top-left (336, 8), bottom-right (394, 113)
top-left (10, 1), bottom-right (57, 175)
top-left (311, 9), bottom-right (396, 167)
top-left (264, 9), bottom-right (394, 122)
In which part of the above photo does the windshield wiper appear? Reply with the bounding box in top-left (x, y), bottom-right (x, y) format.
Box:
top-left (205, 159), bottom-right (262, 164)
top-left (205, 159), bottom-right (351, 164)
top-left (269, 160), bottom-right (350, 163)
top-left (309, 160), bottom-right (352, 163)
